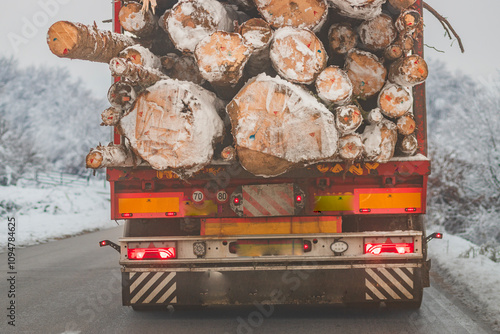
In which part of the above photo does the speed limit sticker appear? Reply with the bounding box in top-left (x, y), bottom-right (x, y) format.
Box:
top-left (192, 190), bottom-right (204, 203)
top-left (216, 190), bottom-right (228, 204)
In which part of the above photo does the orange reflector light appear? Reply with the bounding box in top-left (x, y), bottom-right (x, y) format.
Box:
top-left (365, 243), bottom-right (414, 255)
top-left (121, 213), bottom-right (133, 218)
top-left (128, 247), bottom-right (176, 260)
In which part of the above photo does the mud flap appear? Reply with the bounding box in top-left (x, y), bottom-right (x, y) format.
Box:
top-left (122, 272), bottom-right (177, 306)
top-left (364, 267), bottom-right (423, 302)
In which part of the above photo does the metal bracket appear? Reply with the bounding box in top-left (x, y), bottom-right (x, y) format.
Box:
top-left (99, 240), bottom-right (121, 253)
top-left (425, 232), bottom-right (443, 243)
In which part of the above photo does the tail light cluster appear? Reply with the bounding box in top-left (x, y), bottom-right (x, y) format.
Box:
top-left (364, 242), bottom-right (414, 255)
top-left (128, 247), bottom-right (177, 260)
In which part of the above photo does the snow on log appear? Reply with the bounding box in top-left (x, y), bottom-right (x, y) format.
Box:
top-left (254, 0), bottom-right (328, 32)
top-left (384, 43), bottom-right (403, 60)
top-left (345, 49), bottom-right (387, 99)
top-left (358, 14), bottom-right (397, 51)
top-left (119, 1), bottom-right (158, 38)
top-left (397, 113), bottom-right (416, 135)
top-left (338, 134), bottom-right (363, 160)
top-left (47, 21), bottom-right (135, 63)
top-left (194, 31), bottom-right (251, 87)
top-left (228, 0), bottom-right (255, 11)
top-left (107, 81), bottom-right (137, 110)
top-left (388, 0), bottom-right (416, 11)
top-left (164, 0), bottom-right (235, 53)
top-left (161, 54), bottom-right (205, 85)
top-left (119, 45), bottom-right (161, 69)
top-left (100, 107), bottom-right (123, 126)
top-left (328, 0), bottom-right (386, 20)
top-left (395, 10), bottom-right (422, 36)
top-left (377, 83), bottom-right (412, 118)
top-left (362, 119), bottom-right (398, 163)
top-left (335, 105), bottom-right (363, 135)
top-left (239, 18), bottom-right (274, 77)
top-left (226, 73), bottom-right (338, 177)
top-left (86, 143), bottom-right (137, 169)
top-left (117, 79), bottom-right (224, 173)
top-left (270, 27), bottom-right (328, 85)
top-left (399, 134), bottom-right (418, 155)
top-left (388, 54), bottom-right (428, 87)
top-left (315, 66), bottom-right (353, 106)
top-left (109, 57), bottom-right (166, 87)
top-left (328, 23), bottom-right (357, 55)
top-left (367, 107), bottom-right (383, 124)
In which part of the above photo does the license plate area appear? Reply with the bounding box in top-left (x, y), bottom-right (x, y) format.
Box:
top-left (229, 239), bottom-right (304, 257)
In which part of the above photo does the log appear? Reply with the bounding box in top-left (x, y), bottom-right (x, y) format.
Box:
top-left (228, 0), bottom-right (255, 11)
top-left (388, 54), bottom-right (428, 87)
top-left (315, 66), bottom-right (353, 106)
top-left (119, 1), bottom-right (158, 38)
top-left (164, 0), bottom-right (235, 53)
top-left (328, 0), bottom-right (386, 20)
top-left (399, 134), bottom-right (418, 155)
top-left (377, 83), bottom-right (412, 118)
top-left (358, 14), bottom-right (397, 51)
top-left (395, 10), bottom-right (422, 36)
top-left (328, 23), bottom-right (358, 55)
top-left (254, 0), bottom-right (328, 32)
top-left (239, 18), bottom-right (274, 77)
top-left (107, 81), bottom-right (137, 110)
top-left (338, 134), bottom-right (363, 160)
top-left (47, 21), bottom-right (135, 63)
top-left (384, 44), bottom-right (403, 61)
top-left (335, 105), bottom-right (363, 135)
top-left (117, 79), bottom-right (225, 173)
top-left (86, 143), bottom-right (137, 169)
top-left (100, 107), bottom-right (123, 126)
top-left (226, 73), bottom-right (338, 177)
top-left (221, 146), bottom-right (237, 161)
top-left (388, 0), bottom-right (416, 11)
top-left (270, 27), bottom-right (328, 85)
top-left (367, 107), bottom-right (383, 124)
top-left (119, 45), bottom-right (161, 69)
top-left (362, 119), bottom-right (398, 163)
top-left (397, 113), bottom-right (416, 135)
top-left (194, 31), bottom-right (251, 87)
top-left (161, 54), bottom-right (205, 85)
top-left (345, 49), bottom-right (387, 99)
top-left (109, 57), bottom-right (166, 87)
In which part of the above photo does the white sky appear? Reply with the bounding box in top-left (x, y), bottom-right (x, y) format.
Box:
top-left (0, 0), bottom-right (498, 98)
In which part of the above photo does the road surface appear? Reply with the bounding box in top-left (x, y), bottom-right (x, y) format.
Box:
top-left (0, 226), bottom-right (495, 334)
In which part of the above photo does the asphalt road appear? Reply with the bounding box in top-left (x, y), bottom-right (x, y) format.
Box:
top-left (0, 226), bottom-right (495, 334)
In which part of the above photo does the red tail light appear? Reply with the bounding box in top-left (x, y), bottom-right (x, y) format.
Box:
top-left (166, 212), bottom-right (177, 216)
top-left (359, 209), bottom-right (371, 213)
top-left (365, 243), bottom-right (414, 255)
top-left (121, 213), bottom-right (133, 218)
top-left (296, 195), bottom-right (303, 203)
top-left (405, 207), bottom-right (417, 212)
top-left (303, 240), bottom-right (312, 252)
top-left (128, 247), bottom-right (176, 260)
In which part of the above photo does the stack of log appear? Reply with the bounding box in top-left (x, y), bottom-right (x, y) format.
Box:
top-left (47, 0), bottom-right (429, 177)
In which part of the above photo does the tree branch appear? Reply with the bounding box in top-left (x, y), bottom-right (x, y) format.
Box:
top-left (423, 1), bottom-right (465, 53)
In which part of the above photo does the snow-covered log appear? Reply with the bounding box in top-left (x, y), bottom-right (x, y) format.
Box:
top-left (345, 49), bottom-right (387, 98)
top-left (239, 18), bottom-right (274, 77)
top-left (388, 0), bottom-right (416, 11)
top-left (397, 113), bottom-right (416, 135)
top-left (395, 10), bottom-right (422, 36)
top-left (86, 143), bottom-right (137, 169)
top-left (270, 27), bottom-right (328, 85)
top-left (109, 57), bottom-right (166, 87)
top-left (226, 73), bottom-right (338, 177)
top-left (384, 44), bottom-right (403, 60)
top-left (117, 79), bottom-right (225, 174)
top-left (399, 133), bottom-right (418, 155)
top-left (315, 66), bottom-right (353, 106)
top-left (328, 0), bottom-right (386, 20)
top-left (335, 105), bottom-right (363, 135)
top-left (358, 14), bottom-right (397, 51)
top-left (119, 45), bottom-right (161, 69)
top-left (119, 1), bottom-right (158, 38)
top-left (378, 83), bottom-right (412, 118)
top-left (107, 81), bottom-right (137, 110)
top-left (338, 134), bottom-right (364, 160)
top-left (100, 107), bottom-right (123, 126)
top-left (362, 119), bottom-right (398, 163)
top-left (47, 21), bottom-right (135, 63)
top-left (367, 107), bottom-right (383, 124)
top-left (254, 0), bottom-right (328, 32)
top-left (161, 54), bottom-right (205, 85)
top-left (388, 54), bottom-right (428, 87)
top-left (328, 23), bottom-right (357, 55)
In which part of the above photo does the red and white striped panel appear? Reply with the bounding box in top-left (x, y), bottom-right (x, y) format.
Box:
top-left (242, 184), bottom-right (295, 217)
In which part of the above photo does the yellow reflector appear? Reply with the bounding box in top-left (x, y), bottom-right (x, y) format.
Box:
top-left (358, 192), bottom-right (421, 209)
top-left (118, 197), bottom-right (179, 214)
top-left (314, 195), bottom-right (354, 211)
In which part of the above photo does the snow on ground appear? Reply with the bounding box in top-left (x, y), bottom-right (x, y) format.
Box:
top-left (0, 179), bottom-right (114, 250)
top-left (428, 228), bottom-right (500, 331)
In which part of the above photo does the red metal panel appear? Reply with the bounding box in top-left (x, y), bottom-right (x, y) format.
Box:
top-left (413, 0), bottom-right (427, 156)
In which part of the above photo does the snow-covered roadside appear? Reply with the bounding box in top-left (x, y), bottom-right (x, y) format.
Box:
top-left (428, 229), bottom-right (500, 331)
top-left (0, 181), bottom-right (114, 250)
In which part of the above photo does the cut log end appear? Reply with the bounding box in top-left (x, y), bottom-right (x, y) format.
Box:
top-left (107, 81), bottom-right (137, 110)
top-left (86, 150), bottom-right (104, 169)
top-left (47, 21), bottom-right (81, 58)
top-left (239, 18), bottom-right (273, 49)
top-left (358, 14), bottom-right (397, 51)
top-left (389, 54), bottom-right (428, 87)
top-left (101, 107), bottom-right (123, 126)
top-left (345, 49), bottom-right (387, 99)
top-left (328, 23), bottom-right (357, 55)
top-left (339, 134), bottom-right (363, 161)
top-left (399, 134), bottom-right (418, 155)
top-left (119, 1), bottom-right (157, 38)
top-left (397, 114), bottom-right (416, 135)
top-left (378, 84), bottom-right (412, 118)
top-left (336, 105), bottom-right (363, 135)
top-left (316, 66), bottom-right (353, 105)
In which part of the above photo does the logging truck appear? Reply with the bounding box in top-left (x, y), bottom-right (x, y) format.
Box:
top-left (60, 0), bottom-right (446, 310)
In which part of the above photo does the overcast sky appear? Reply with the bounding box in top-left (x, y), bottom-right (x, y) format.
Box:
top-left (0, 0), bottom-right (498, 98)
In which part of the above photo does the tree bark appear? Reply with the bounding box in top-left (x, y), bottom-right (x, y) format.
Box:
top-left (328, 23), bottom-right (358, 55)
top-left (254, 0), bottom-right (328, 32)
top-left (86, 143), bottom-right (137, 169)
top-left (338, 134), bottom-right (363, 160)
top-left (47, 21), bottom-right (135, 63)
top-left (270, 27), bottom-right (328, 85)
top-left (397, 113), bottom-right (416, 135)
top-left (194, 31), bottom-right (251, 87)
top-left (362, 119), bottom-right (398, 163)
top-left (345, 49), bottom-right (387, 99)
top-left (100, 107), bottom-right (123, 126)
top-left (109, 57), bottom-right (166, 87)
top-left (239, 18), bottom-right (274, 78)
top-left (399, 134), bottom-right (418, 155)
top-left (388, 54), bottom-right (428, 87)
top-left (388, 0), bottom-right (416, 11)
top-left (107, 81), bottom-right (137, 110)
top-left (358, 14), bottom-right (397, 51)
top-left (119, 1), bottom-right (158, 38)
top-left (378, 83), bottom-right (412, 118)
top-left (315, 66), bottom-right (353, 106)
top-left (119, 45), bottom-right (161, 69)
top-left (328, 0), bottom-right (385, 20)
top-left (335, 105), bottom-right (363, 135)
top-left (163, 0), bottom-right (235, 53)
top-left (226, 73), bottom-right (339, 177)
top-left (161, 54), bottom-right (205, 85)
top-left (117, 79), bottom-right (225, 173)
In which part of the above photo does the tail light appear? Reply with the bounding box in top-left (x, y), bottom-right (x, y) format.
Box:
top-left (365, 243), bottom-right (414, 255)
top-left (128, 247), bottom-right (176, 260)
top-left (303, 240), bottom-right (312, 252)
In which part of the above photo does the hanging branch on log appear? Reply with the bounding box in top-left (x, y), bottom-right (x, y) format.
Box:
top-left (423, 1), bottom-right (464, 53)
top-left (315, 66), bottom-right (353, 106)
top-left (100, 107), bottom-right (123, 126)
top-left (86, 143), bottom-right (139, 169)
top-left (161, 54), bottom-right (205, 85)
top-left (47, 21), bottom-right (135, 63)
top-left (119, 1), bottom-right (158, 38)
top-left (328, 23), bottom-right (358, 55)
top-left (107, 81), bottom-right (138, 110)
top-left (110, 57), bottom-right (167, 87)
